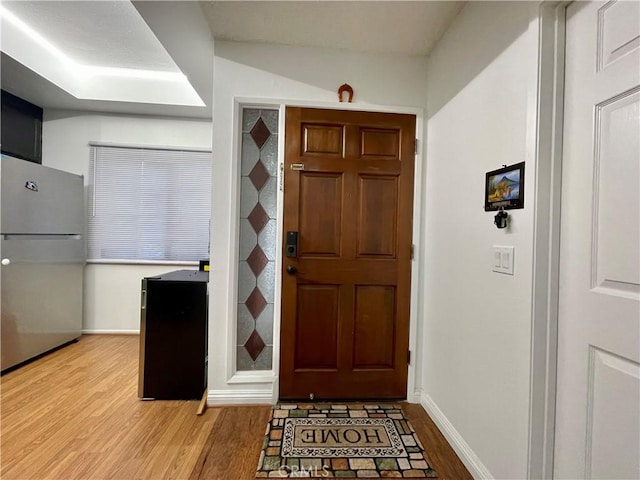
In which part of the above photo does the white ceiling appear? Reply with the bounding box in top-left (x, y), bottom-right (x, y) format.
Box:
top-left (203, 1), bottom-right (465, 57)
top-left (0, 1), bottom-right (465, 119)
top-left (3, 1), bottom-right (180, 72)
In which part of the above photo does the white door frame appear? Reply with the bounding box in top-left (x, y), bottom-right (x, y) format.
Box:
top-left (224, 97), bottom-right (425, 405)
top-left (528, 2), bottom-right (571, 478)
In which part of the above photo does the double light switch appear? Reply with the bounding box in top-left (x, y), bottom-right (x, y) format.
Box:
top-left (493, 246), bottom-right (515, 275)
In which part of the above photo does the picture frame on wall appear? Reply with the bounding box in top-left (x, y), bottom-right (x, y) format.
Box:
top-left (484, 162), bottom-right (525, 211)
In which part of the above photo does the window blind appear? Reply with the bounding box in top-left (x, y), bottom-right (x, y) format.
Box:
top-left (88, 145), bottom-right (212, 262)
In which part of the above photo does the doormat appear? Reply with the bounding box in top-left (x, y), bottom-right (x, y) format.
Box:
top-left (256, 404), bottom-right (437, 478)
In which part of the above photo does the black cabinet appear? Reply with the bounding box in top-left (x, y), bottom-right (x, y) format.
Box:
top-left (138, 270), bottom-right (208, 400)
top-left (1, 90), bottom-right (43, 164)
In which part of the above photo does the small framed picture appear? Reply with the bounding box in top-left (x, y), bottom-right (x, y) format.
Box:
top-left (484, 162), bottom-right (525, 211)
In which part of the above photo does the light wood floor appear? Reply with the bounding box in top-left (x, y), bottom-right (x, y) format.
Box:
top-left (1, 335), bottom-right (471, 480)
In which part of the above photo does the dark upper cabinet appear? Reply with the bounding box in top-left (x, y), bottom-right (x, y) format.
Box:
top-left (1, 90), bottom-right (43, 164)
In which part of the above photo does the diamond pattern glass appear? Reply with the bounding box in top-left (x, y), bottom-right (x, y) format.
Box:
top-left (239, 219), bottom-right (257, 261)
top-left (258, 219), bottom-right (277, 261)
top-left (249, 160), bottom-right (270, 191)
top-left (237, 303), bottom-right (255, 345)
top-left (254, 345), bottom-right (273, 370)
top-left (256, 304), bottom-right (275, 345)
top-left (244, 330), bottom-right (266, 362)
top-left (242, 109), bottom-right (260, 133)
top-left (241, 133), bottom-right (259, 175)
top-left (245, 287), bottom-right (267, 319)
top-left (259, 177), bottom-right (277, 219)
top-left (261, 110), bottom-right (278, 134)
top-left (237, 346), bottom-right (254, 370)
top-left (250, 117), bottom-right (271, 149)
top-left (248, 203), bottom-right (269, 234)
top-left (239, 177), bottom-right (258, 218)
top-left (237, 261), bottom-right (256, 303)
top-left (260, 135), bottom-right (279, 176)
top-left (257, 261), bottom-right (276, 303)
top-left (237, 108), bottom-right (278, 372)
top-left (247, 245), bottom-right (268, 276)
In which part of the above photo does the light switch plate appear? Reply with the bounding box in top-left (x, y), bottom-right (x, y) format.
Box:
top-left (492, 246), bottom-right (515, 275)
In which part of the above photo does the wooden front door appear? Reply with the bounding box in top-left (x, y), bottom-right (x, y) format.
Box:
top-left (280, 107), bottom-right (416, 400)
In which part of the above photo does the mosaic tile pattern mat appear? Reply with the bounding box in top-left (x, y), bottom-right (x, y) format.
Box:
top-left (256, 404), bottom-right (437, 478)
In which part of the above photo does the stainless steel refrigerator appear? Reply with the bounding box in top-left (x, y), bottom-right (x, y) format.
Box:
top-left (1, 155), bottom-right (84, 372)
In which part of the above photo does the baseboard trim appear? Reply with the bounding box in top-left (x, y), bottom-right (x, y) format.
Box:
top-left (407, 389), bottom-right (422, 404)
top-left (227, 371), bottom-right (275, 384)
top-left (420, 393), bottom-right (493, 479)
top-left (82, 329), bottom-right (139, 335)
top-left (207, 389), bottom-right (274, 406)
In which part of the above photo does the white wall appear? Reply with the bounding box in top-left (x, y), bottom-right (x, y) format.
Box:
top-left (421, 2), bottom-right (538, 479)
top-left (42, 110), bottom-right (212, 332)
top-left (209, 41), bottom-right (428, 402)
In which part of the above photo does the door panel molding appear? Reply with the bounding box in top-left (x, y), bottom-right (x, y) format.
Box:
top-left (357, 175), bottom-right (399, 258)
top-left (302, 124), bottom-right (345, 157)
top-left (294, 284), bottom-right (340, 370)
top-left (360, 128), bottom-right (401, 160)
top-left (298, 172), bottom-right (344, 258)
top-left (596, 0), bottom-right (640, 72)
top-left (585, 346), bottom-right (640, 479)
top-left (353, 285), bottom-right (397, 369)
top-left (591, 86), bottom-right (640, 300)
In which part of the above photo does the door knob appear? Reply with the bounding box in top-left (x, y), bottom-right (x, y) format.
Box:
top-left (286, 265), bottom-right (297, 275)
top-left (1, 258), bottom-right (10, 266)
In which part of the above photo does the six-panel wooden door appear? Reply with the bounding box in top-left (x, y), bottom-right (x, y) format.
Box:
top-left (279, 107), bottom-right (416, 400)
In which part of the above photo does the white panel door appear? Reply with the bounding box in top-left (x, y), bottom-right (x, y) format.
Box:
top-left (555, 1), bottom-right (640, 479)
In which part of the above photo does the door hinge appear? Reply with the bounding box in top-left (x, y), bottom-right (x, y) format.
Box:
top-left (407, 350), bottom-right (411, 365)
top-left (415, 138), bottom-right (419, 155)
top-left (411, 244), bottom-right (415, 260)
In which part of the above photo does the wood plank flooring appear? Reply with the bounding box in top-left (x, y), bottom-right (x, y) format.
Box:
top-left (1, 335), bottom-right (471, 479)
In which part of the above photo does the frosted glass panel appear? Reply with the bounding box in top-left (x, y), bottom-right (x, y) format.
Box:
top-left (236, 108), bottom-right (279, 370)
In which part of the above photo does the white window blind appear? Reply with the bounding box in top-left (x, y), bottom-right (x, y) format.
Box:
top-left (88, 145), bottom-right (212, 262)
